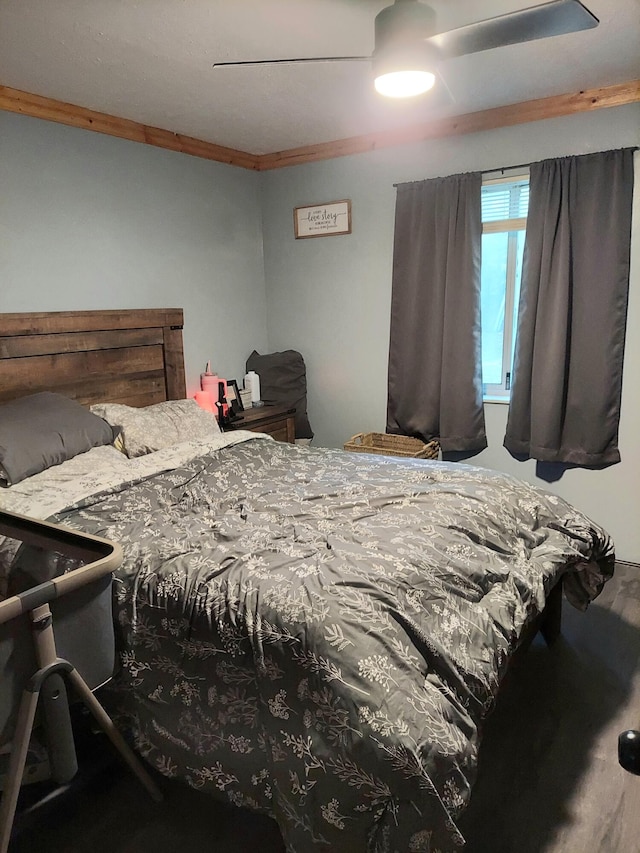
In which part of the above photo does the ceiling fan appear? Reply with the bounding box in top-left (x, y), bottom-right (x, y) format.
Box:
top-left (213, 0), bottom-right (599, 98)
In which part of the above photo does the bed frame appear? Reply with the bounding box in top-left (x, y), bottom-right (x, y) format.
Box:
top-left (0, 308), bottom-right (186, 407)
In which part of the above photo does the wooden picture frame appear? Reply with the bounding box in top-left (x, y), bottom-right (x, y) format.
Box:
top-left (294, 199), bottom-right (351, 239)
top-left (227, 379), bottom-right (243, 413)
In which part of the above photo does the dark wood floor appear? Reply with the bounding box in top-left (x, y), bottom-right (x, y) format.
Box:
top-left (458, 560), bottom-right (640, 853)
top-left (9, 562), bottom-right (640, 853)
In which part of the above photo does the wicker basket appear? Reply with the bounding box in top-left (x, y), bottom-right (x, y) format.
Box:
top-left (343, 432), bottom-right (440, 459)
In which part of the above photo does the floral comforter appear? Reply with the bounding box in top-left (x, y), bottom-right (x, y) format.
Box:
top-left (50, 439), bottom-right (613, 852)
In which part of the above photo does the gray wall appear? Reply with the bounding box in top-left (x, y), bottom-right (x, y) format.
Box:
top-left (0, 112), bottom-right (268, 392)
top-left (2, 106), bottom-right (638, 562)
top-left (261, 105), bottom-right (640, 562)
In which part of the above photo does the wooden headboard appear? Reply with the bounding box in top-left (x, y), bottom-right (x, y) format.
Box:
top-left (0, 309), bottom-right (186, 406)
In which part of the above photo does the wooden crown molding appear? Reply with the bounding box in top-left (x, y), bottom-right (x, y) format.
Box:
top-left (1, 80), bottom-right (638, 172)
top-left (258, 81), bottom-right (640, 169)
top-left (0, 85), bottom-right (261, 171)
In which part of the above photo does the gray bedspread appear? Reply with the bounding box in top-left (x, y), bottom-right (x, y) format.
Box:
top-left (54, 439), bottom-right (614, 852)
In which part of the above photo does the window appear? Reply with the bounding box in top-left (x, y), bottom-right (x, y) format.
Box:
top-left (481, 173), bottom-right (529, 401)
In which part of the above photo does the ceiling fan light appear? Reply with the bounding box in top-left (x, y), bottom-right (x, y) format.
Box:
top-left (372, 28), bottom-right (441, 100)
top-left (374, 69), bottom-right (436, 98)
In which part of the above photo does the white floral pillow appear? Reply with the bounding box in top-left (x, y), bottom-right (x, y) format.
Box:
top-left (90, 399), bottom-right (220, 458)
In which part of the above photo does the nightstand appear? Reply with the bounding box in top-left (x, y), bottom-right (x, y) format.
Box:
top-left (224, 403), bottom-right (296, 444)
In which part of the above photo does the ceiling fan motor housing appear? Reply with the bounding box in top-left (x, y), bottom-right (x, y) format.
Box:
top-left (374, 0), bottom-right (436, 52)
top-left (373, 0), bottom-right (440, 77)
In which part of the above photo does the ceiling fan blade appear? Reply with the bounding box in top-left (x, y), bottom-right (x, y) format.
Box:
top-left (429, 0), bottom-right (598, 60)
top-left (213, 56), bottom-right (370, 69)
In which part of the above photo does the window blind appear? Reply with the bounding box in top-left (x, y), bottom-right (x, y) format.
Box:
top-left (482, 179), bottom-right (529, 223)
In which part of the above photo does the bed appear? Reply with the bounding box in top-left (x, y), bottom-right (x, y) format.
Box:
top-left (0, 309), bottom-right (615, 853)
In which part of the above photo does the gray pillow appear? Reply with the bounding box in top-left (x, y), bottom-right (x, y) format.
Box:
top-left (0, 392), bottom-right (115, 487)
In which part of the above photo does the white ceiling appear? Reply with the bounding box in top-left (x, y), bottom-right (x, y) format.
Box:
top-left (0, 0), bottom-right (638, 155)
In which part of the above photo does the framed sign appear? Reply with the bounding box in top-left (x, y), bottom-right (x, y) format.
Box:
top-left (294, 199), bottom-right (352, 239)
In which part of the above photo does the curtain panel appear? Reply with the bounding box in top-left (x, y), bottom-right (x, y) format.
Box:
top-left (505, 148), bottom-right (635, 467)
top-left (386, 172), bottom-right (487, 454)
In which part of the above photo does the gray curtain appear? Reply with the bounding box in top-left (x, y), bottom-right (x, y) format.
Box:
top-left (505, 148), bottom-right (634, 467)
top-left (386, 172), bottom-right (486, 454)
